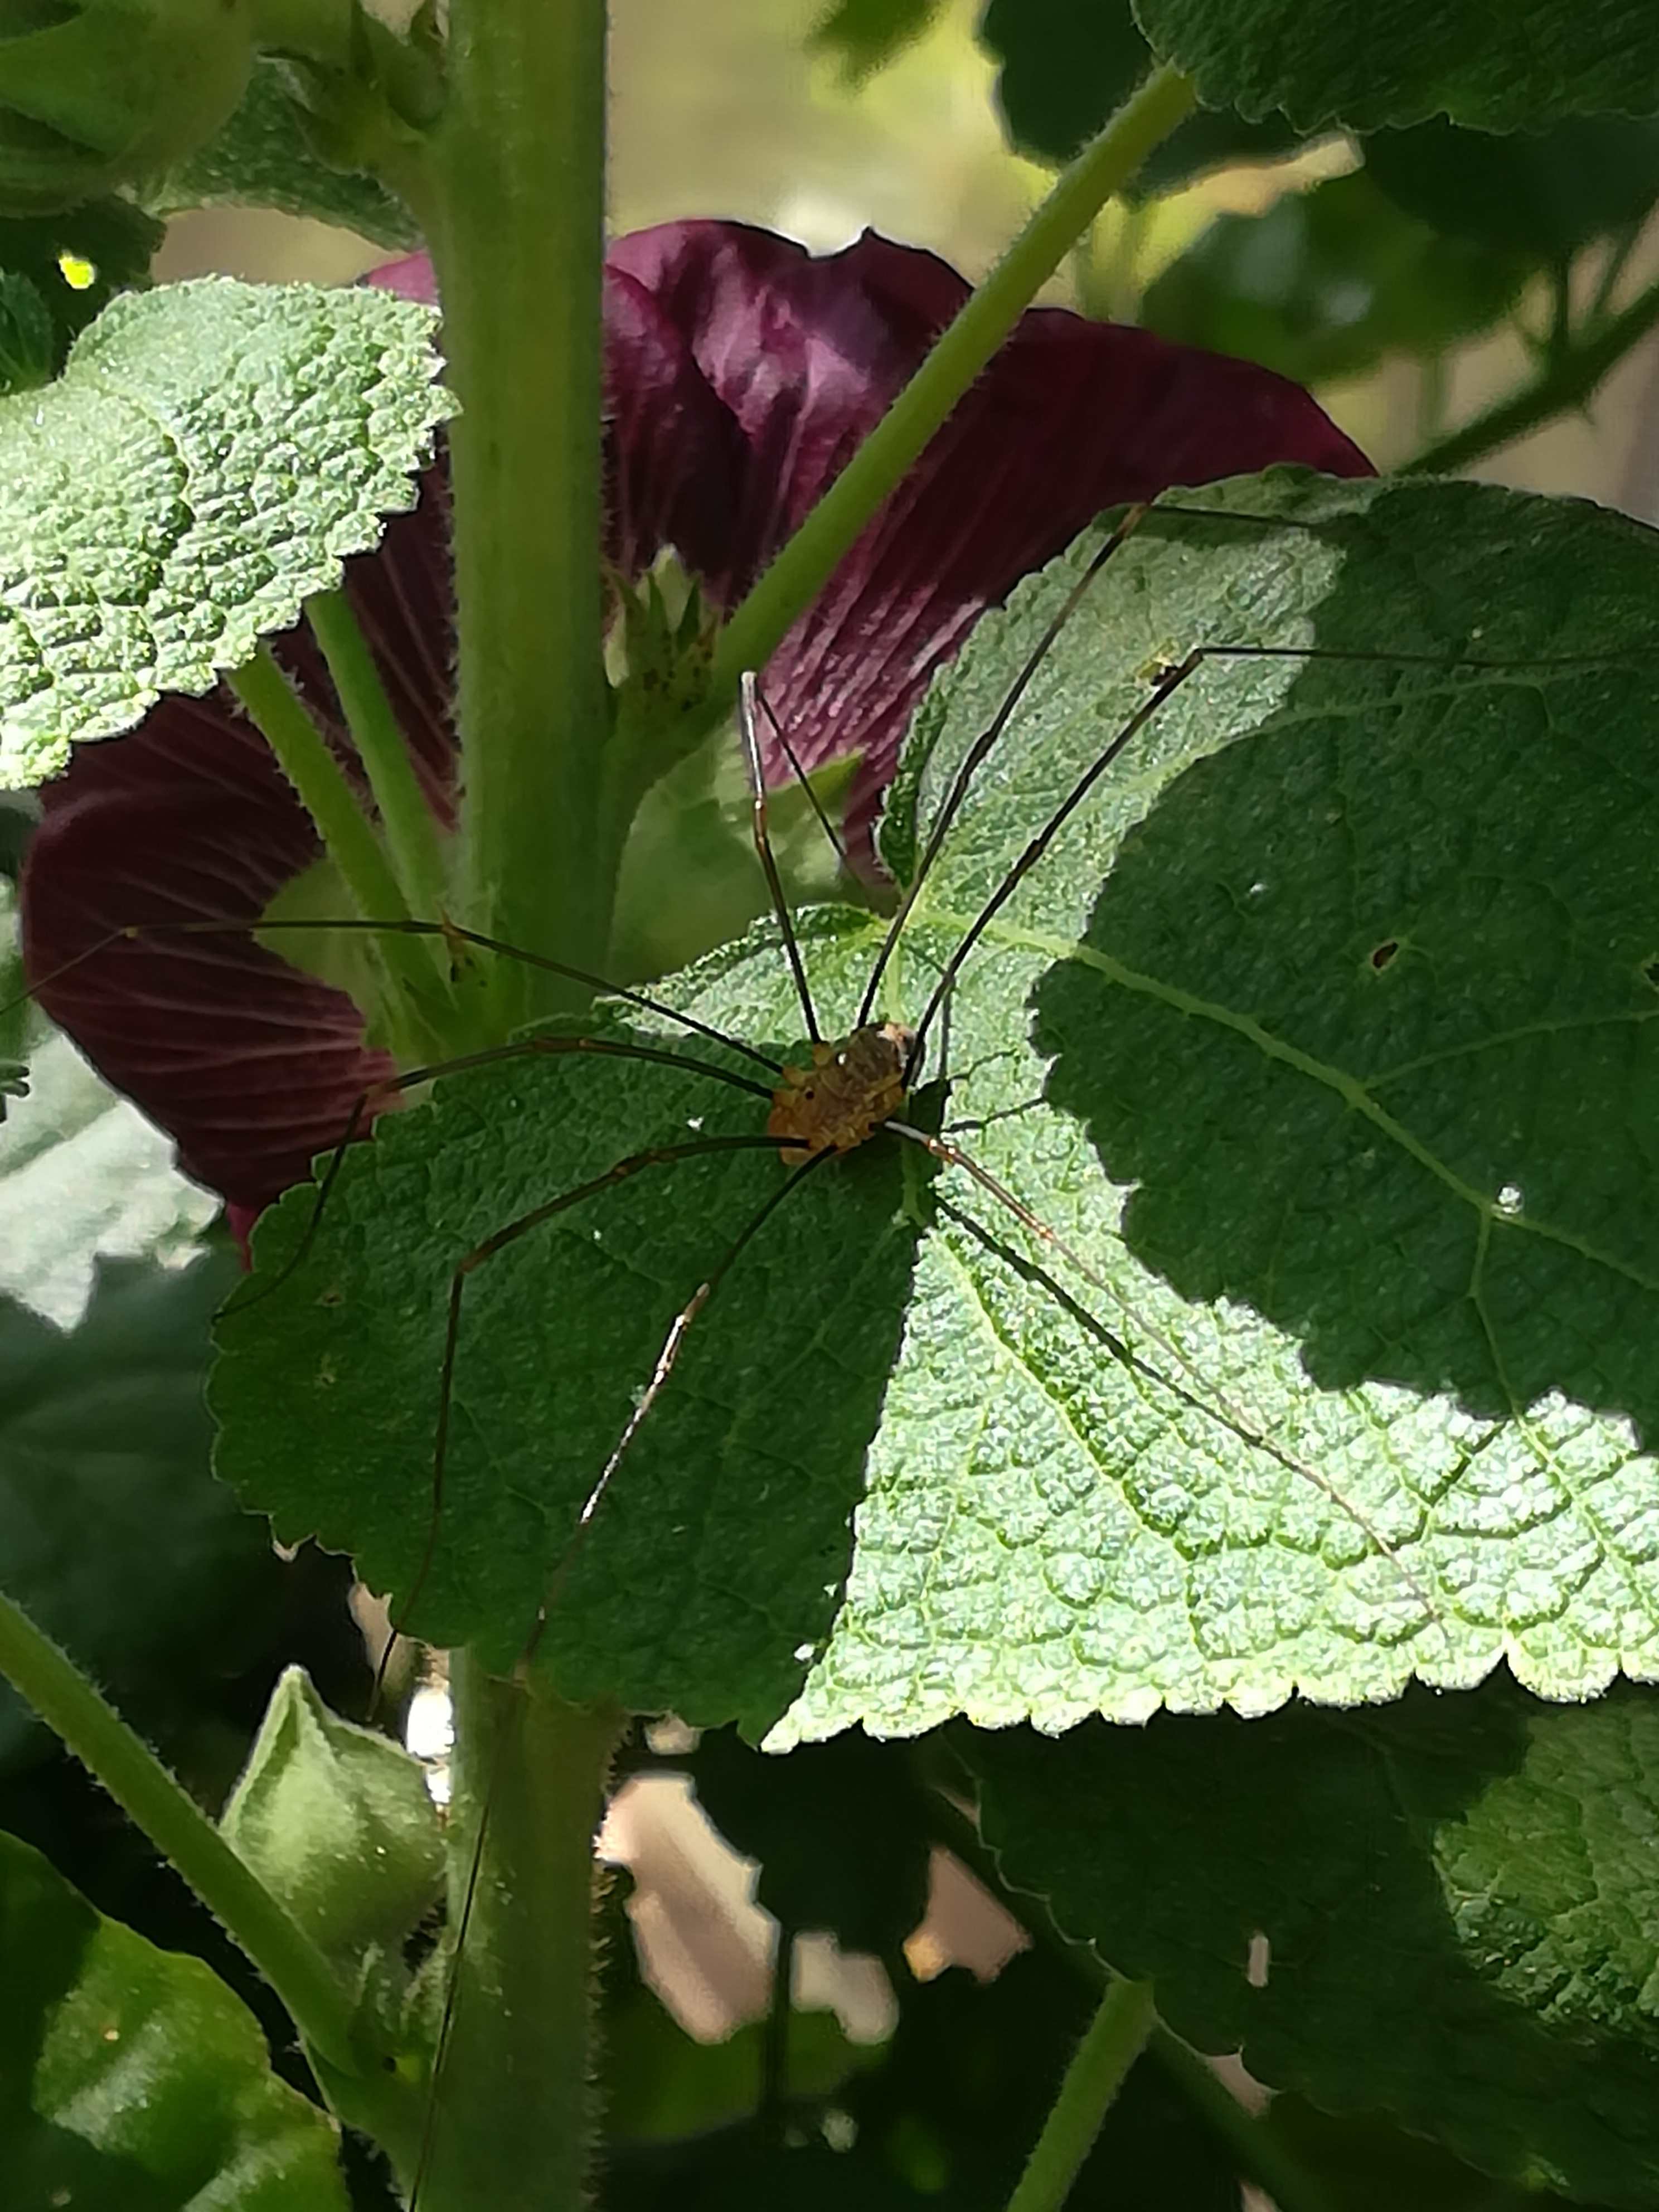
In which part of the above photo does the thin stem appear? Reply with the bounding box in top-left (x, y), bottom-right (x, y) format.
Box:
top-left (414, 1662), bottom-right (621, 2212)
top-left (1404, 269), bottom-right (1659, 476)
top-left (923, 1786), bottom-right (1341, 2212)
top-left (0, 1587), bottom-right (368, 2082)
top-left (708, 63), bottom-right (1196, 695)
top-left (1005, 1976), bottom-right (1156, 2212)
top-left (227, 649), bottom-right (441, 1061)
top-left (306, 590), bottom-right (454, 937)
top-left (428, 0), bottom-right (612, 1031)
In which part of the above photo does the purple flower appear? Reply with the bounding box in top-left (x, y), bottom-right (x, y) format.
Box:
top-left (21, 219), bottom-right (1369, 1214)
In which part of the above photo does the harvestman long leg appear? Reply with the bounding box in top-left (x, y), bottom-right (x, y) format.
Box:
top-left (406, 1146), bottom-right (833, 2211)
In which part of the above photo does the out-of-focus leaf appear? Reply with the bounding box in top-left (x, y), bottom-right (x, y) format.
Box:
top-left (0, 1249), bottom-right (280, 1768)
top-left (147, 57), bottom-right (419, 250)
top-left (968, 1685), bottom-right (1659, 2205)
top-left (1143, 169), bottom-right (1530, 380)
top-left (981, 0), bottom-right (1305, 190)
top-left (1364, 115), bottom-right (1659, 259)
top-left (1135, 0), bottom-right (1659, 133)
top-left (0, 1827), bottom-right (349, 2206)
top-left (811, 0), bottom-right (947, 80)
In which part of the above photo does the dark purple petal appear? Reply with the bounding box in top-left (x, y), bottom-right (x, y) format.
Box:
top-left (27, 221), bottom-right (1370, 1207)
top-left (21, 497), bottom-right (455, 1209)
top-left (605, 222), bottom-right (1372, 851)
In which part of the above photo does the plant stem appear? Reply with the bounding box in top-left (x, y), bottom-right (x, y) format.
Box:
top-left (426, 0), bottom-right (611, 1032)
top-left (1404, 269), bottom-right (1659, 476)
top-left (0, 1587), bottom-right (365, 2080)
top-left (922, 1784), bottom-right (1341, 2212)
top-left (1005, 1975), bottom-right (1157, 2212)
top-left (306, 588), bottom-right (454, 955)
top-left (227, 647), bottom-right (444, 1062)
top-left (416, 1660), bottom-right (622, 2212)
top-left (709, 62), bottom-right (1196, 696)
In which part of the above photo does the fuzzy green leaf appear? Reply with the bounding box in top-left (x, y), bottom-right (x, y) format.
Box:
top-left (147, 57), bottom-right (419, 250)
top-left (967, 1684), bottom-right (1659, 2206)
top-left (1134, 0), bottom-right (1659, 132)
top-left (0, 275), bottom-right (449, 788)
top-left (0, 1827), bottom-right (348, 2206)
top-left (214, 473), bottom-right (1659, 1744)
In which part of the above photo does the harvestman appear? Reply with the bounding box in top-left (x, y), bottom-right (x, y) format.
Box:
top-left (12, 488), bottom-right (1627, 2202)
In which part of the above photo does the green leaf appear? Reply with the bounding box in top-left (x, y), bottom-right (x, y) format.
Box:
top-left (0, 1250), bottom-right (282, 1768)
top-left (214, 472), bottom-right (1659, 1746)
top-left (1133, 0), bottom-right (1659, 132)
top-left (221, 1666), bottom-right (442, 1976)
top-left (0, 1826), bottom-right (348, 2205)
top-left (966, 1684), bottom-right (1659, 2205)
top-left (1141, 169), bottom-right (1531, 381)
top-left (810, 0), bottom-right (947, 81)
top-left (981, 0), bottom-right (1304, 190)
top-left (145, 57), bottom-right (420, 250)
top-left (1364, 114), bottom-right (1659, 259)
top-left (0, 275), bottom-right (449, 789)
top-left (0, 882), bottom-right (219, 1322)
top-left (686, 1726), bottom-right (932, 1954)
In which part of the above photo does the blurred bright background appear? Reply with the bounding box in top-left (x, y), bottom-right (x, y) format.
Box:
top-left (157, 0), bottom-right (1659, 513)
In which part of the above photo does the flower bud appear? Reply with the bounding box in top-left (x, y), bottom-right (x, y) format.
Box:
top-left (0, 0), bottom-right (256, 213)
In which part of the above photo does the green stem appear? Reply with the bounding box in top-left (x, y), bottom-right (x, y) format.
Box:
top-left (1005, 1976), bottom-right (1157, 2212)
top-left (305, 590), bottom-right (454, 934)
top-left (1403, 269), bottom-right (1659, 477)
top-left (0, 1587), bottom-right (365, 2080)
top-left (709, 63), bottom-right (1196, 696)
top-left (922, 1784), bottom-right (1340, 2212)
top-left (416, 1661), bottom-right (622, 2212)
top-left (426, 0), bottom-right (612, 1031)
top-left (229, 648), bottom-right (442, 1063)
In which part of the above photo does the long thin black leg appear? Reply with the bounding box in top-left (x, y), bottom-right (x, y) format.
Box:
top-left (405, 1144), bottom-right (833, 2211)
top-left (889, 1122), bottom-right (1438, 1628)
top-left (220, 1034), bottom-right (775, 1321)
top-left (6, 915), bottom-right (783, 1075)
top-left (752, 675), bottom-right (848, 869)
top-left (858, 502), bottom-right (1151, 1027)
top-left (740, 672), bottom-right (822, 1042)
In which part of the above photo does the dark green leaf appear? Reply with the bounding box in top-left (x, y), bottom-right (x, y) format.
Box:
top-left (0, 1251), bottom-right (282, 1768)
top-left (146, 58), bottom-right (419, 251)
top-left (1263, 2095), bottom-right (1579, 2212)
top-left (1132, 0), bottom-right (1659, 132)
top-left (686, 1728), bottom-right (932, 1954)
top-left (967, 1684), bottom-right (1659, 2205)
top-left (214, 474), bottom-right (1659, 1747)
top-left (0, 196), bottom-right (163, 387)
top-left (811, 0), bottom-right (947, 80)
top-left (1142, 169), bottom-right (1530, 380)
top-left (1364, 114), bottom-right (1659, 258)
top-left (981, 0), bottom-right (1304, 189)
top-left (0, 1827), bottom-right (348, 2206)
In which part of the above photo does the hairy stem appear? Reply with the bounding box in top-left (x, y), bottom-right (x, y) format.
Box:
top-left (1005, 1975), bottom-right (1157, 2212)
top-left (229, 649), bottom-right (445, 1061)
top-left (708, 62), bottom-right (1196, 695)
top-left (0, 1589), bottom-right (366, 2082)
top-left (415, 1661), bottom-right (622, 2212)
top-left (426, 0), bottom-right (612, 1031)
top-left (306, 589), bottom-right (454, 966)
top-left (1404, 270), bottom-right (1659, 476)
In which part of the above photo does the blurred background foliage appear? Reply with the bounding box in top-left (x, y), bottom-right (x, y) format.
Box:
top-left (150, 0), bottom-right (1659, 508)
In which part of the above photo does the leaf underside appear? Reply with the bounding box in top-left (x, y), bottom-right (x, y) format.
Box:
top-left (212, 471), bottom-right (1659, 1744)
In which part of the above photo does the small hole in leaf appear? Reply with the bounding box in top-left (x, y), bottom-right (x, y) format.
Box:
top-left (1643, 955), bottom-right (1659, 990)
top-left (1370, 939), bottom-right (1400, 972)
